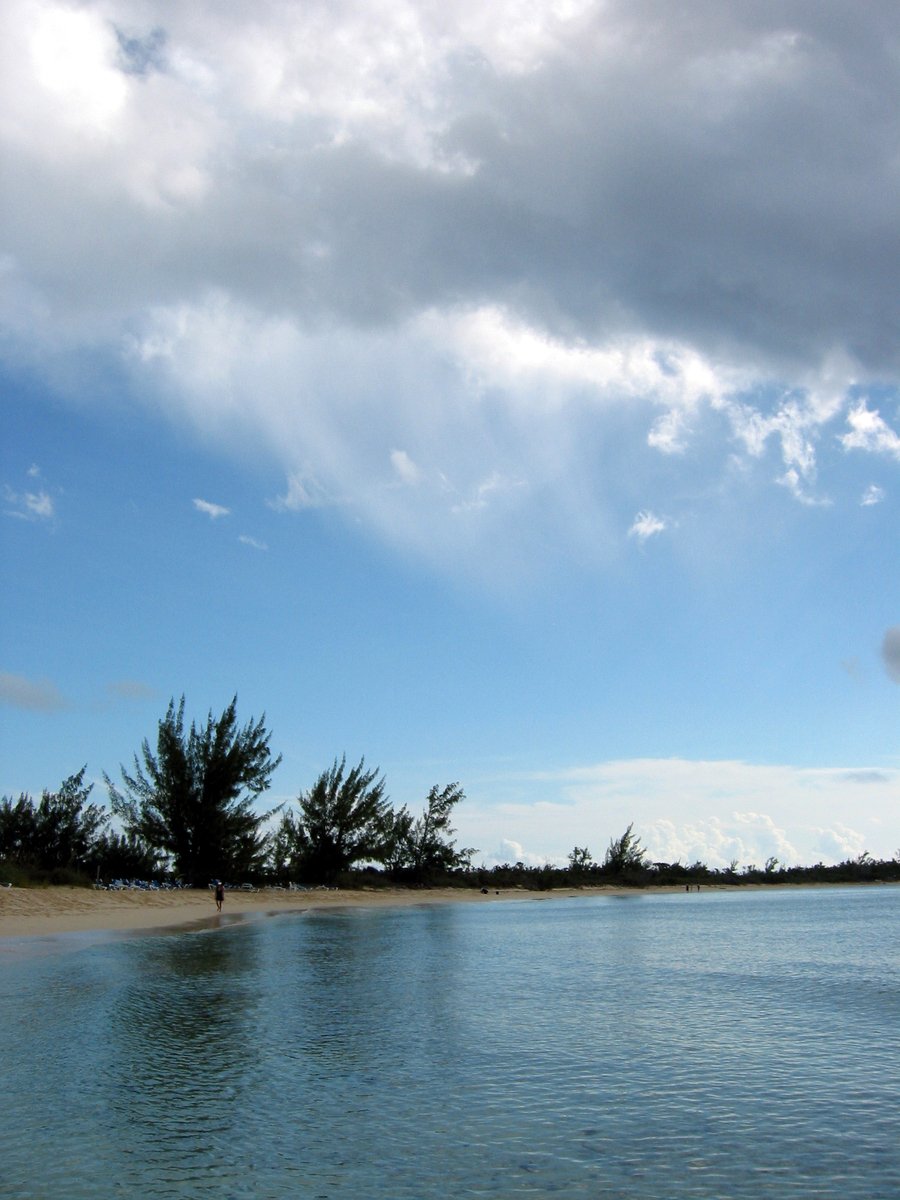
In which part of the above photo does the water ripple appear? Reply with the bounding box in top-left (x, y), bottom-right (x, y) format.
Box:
top-left (2, 888), bottom-right (899, 1198)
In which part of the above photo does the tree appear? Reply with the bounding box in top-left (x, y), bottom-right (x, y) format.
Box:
top-left (0, 769), bottom-right (109, 871)
top-left (602, 823), bottom-right (646, 874)
top-left (567, 846), bottom-right (594, 872)
top-left (89, 831), bottom-right (161, 881)
top-left (395, 783), bottom-right (474, 883)
top-left (106, 696), bottom-right (281, 885)
top-left (275, 756), bottom-right (392, 884)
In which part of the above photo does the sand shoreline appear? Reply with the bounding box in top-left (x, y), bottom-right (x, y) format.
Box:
top-left (2, 879), bottom-right (890, 940)
top-left (0, 881), bottom-right (722, 939)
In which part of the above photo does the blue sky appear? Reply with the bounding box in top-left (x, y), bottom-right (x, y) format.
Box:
top-left (2, 0), bottom-right (899, 869)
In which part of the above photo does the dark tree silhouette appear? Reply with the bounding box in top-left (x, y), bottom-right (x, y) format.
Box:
top-left (274, 756), bottom-right (392, 884)
top-left (106, 696), bottom-right (281, 885)
top-left (0, 768), bottom-right (107, 871)
top-left (394, 783), bottom-right (474, 882)
top-left (603, 823), bottom-right (646, 873)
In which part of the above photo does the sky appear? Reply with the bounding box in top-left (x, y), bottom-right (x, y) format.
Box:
top-left (2, 0), bottom-right (899, 871)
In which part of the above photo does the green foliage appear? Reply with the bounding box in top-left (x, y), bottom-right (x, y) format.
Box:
top-left (275, 756), bottom-right (393, 884)
top-left (602, 823), bottom-right (647, 874)
top-left (0, 768), bottom-right (109, 871)
top-left (392, 782), bottom-right (474, 883)
top-left (105, 696), bottom-right (281, 885)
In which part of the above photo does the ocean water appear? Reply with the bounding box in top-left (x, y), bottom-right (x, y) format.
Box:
top-left (1, 886), bottom-right (899, 1200)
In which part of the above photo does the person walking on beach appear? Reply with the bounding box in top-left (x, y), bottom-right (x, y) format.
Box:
top-left (215, 880), bottom-right (225, 912)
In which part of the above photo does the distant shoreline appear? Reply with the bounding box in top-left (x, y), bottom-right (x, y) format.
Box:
top-left (1, 879), bottom-right (895, 941)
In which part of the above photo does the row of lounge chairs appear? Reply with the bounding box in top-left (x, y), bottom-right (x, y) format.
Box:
top-left (96, 879), bottom-right (189, 891)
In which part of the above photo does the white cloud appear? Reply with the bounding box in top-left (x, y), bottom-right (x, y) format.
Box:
top-left (481, 838), bottom-right (549, 869)
top-left (459, 757), bottom-right (900, 869)
top-left (268, 472), bottom-right (332, 512)
top-left (238, 534), bottom-right (268, 551)
top-left (4, 466), bottom-right (55, 521)
top-left (776, 467), bottom-right (830, 507)
top-left (390, 449), bottom-right (421, 485)
top-left (841, 402), bottom-right (900, 460)
top-left (193, 497), bottom-right (230, 519)
top-left (30, 5), bottom-right (128, 133)
top-left (860, 484), bottom-right (885, 506)
top-left (628, 510), bottom-right (666, 541)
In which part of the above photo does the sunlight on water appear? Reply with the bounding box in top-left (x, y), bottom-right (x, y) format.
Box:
top-left (2, 887), bottom-right (899, 1199)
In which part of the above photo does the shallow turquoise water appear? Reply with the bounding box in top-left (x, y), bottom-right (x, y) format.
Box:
top-left (2, 886), bottom-right (899, 1199)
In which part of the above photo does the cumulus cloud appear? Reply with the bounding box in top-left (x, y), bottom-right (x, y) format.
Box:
top-left (0, 671), bottom-right (67, 711)
top-left (458, 757), bottom-right (900, 867)
top-left (881, 627), bottom-right (900, 683)
top-left (479, 838), bottom-right (549, 869)
top-left (841, 403), bottom-right (900, 460)
top-left (5, 0), bottom-right (900, 581)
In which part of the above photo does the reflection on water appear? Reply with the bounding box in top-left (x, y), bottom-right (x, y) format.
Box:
top-left (2, 888), bottom-right (899, 1199)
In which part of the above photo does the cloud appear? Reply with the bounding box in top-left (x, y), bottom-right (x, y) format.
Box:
top-left (268, 473), bottom-right (332, 513)
top-left (480, 838), bottom-right (548, 869)
top-left (860, 484), bottom-right (885, 506)
top-left (0, 671), bottom-right (67, 711)
top-left (4, 466), bottom-right (55, 521)
top-left (841, 402), bottom-right (900, 460)
top-left (881, 627), bottom-right (900, 683)
top-left (458, 757), bottom-right (900, 867)
top-left (838, 769), bottom-right (890, 785)
top-left (4, 487), bottom-right (54, 520)
top-left (5, 1), bottom-right (900, 581)
top-left (192, 497), bottom-right (230, 519)
top-left (390, 449), bottom-right (421, 486)
top-left (238, 534), bottom-right (268, 551)
top-left (107, 679), bottom-right (157, 701)
top-left (628, 510), bottom-right (667, 542)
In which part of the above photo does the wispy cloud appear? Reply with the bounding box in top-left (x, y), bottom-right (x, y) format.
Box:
top-left (4, 466), bottom-right (55, 522)
top-left (238, 534), bottom-right (267, 551)
top-left (881, 627), bottom-right (900, 683)
top-left (107, 679), bottom-right (157, 702)
top-left (860, 484), bottom-right (885, 506)
top-left (390, 449), bottom-right (421, 486)
top-left (628, 511), bottom-right (667, 542)
top-left (193, 497), bottom-right (230, 519)
top-left (0, 671), bottom-right (67, 711)
top-left (268, 473), bottom-right (331, 513)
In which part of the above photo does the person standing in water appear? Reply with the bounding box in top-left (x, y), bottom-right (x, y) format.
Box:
top-left (215, 880), bottom-right (225, 912)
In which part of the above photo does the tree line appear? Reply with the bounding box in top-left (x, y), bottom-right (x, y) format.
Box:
top-left (3, 696), bottom-right (898, 890)
top-left (1, 696), bottom-right (473, 888)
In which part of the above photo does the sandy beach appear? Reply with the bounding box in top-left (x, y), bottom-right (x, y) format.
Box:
top-left (4, 880), bottom-right (883, 940)
top-left (0, 883), bottom-right (618, 939)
